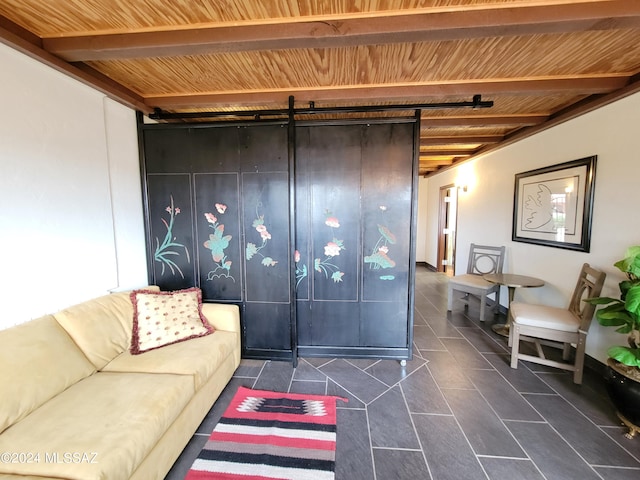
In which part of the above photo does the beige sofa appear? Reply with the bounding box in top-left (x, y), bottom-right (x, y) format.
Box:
top-left (0, 289), bottom-right (241, 480)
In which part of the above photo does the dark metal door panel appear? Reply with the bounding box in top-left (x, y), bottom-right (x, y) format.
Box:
top-left (295, 122), bottom-right (415, 354)
top-left (146, 173), bottom-right (195, 290)
top-left (306, 126), bottom-right (361, 302)
top-left (295, 300), bottom-right (312, 345)
top-left (194, 173), bottom-right (242, 301)
top-left (242, 172), bottom-right (291, 303)
top-left (190, 126), bottom-right (241, 173)
top-left (239, 124), bottom-right (289, 172)
top-left (143, 128), bottom-right (192, 174)
top-left (142, 123), bottom-right (293, 360)
top-left (310, 302), bottom-right (360, 346)
top-left (360, 302), bottom-right (409, 347)
top-left (244, 302), bottom-right (291, 351)
top-left (361, 123), bottom-right (413, 305)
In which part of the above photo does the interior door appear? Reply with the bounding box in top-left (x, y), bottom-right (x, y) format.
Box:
top-left (141, 123), bottom-right (293, 360)
top-left (437, 184), bottom-right (458, 276)
top-left (295, 121), bottom-right (416, 358)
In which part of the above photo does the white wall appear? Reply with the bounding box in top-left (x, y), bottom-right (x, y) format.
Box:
top-left (0, 43), bottom-right (148, 329)
top-left (424, 92), bottom-right (640, 363)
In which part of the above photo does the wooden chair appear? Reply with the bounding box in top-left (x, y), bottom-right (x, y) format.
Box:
top-left (447, 244), bottom-right (505, 321)
top-left (508, 263), bottom-right (606, 384)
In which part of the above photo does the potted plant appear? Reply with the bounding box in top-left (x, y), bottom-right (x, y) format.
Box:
top-left (586, 245), bottom-right (640, 438)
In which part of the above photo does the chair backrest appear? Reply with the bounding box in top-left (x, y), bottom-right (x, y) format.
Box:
top-left (466, 244), bottom-right (505, 276)
top-left (568, 263), bottom-right (607, 331)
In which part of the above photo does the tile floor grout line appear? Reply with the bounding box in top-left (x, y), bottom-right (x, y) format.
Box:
top-left (399, 378), bottom-right (435, 480)
top-left (424, 348), bottom-right (494, 480)
top-left (598, 428), bottom-right (640, 464)
top-left (363, 400), bottom-right (378, 480)
top-left (459, 332), bottom-right (550, 460)
top-left (250, 360), bottom-right (268, 390)
top-left (516, 380), bottom-right (610, 479)
top-left (372, 446), bottom-right (424, 452)
top-left (364, 360), bottom-right (430, 405)
top-left (526, 368), bottom-right (640, 465)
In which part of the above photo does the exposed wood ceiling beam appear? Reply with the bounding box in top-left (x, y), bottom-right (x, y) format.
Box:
top-left (420, 135), bottom-right (502, 145)
top-left (421, 165), bottom-right (444, 170)
top-left (421, 114), bottom-right (548, 127)
top-left (43, 1), bottom-right (640, 61)
top-left (0, 14), bottom-right (41, 47)
top-left (0, 16), bottom-right (151, 113)
top-left (147, 76), bottom-right (628, 108)
top-left (420, 159), bottom-right (455, 167)
top-left (420, 149), bottom-right (473, 156)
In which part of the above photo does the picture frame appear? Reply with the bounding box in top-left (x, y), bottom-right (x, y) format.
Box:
top-left (512, 156), bottom-right (597, 252)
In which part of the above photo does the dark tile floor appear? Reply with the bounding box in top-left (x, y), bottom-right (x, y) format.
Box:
top-left (166, 267), bottom-right (640, 480)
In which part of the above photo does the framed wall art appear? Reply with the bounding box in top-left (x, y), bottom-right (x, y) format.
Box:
top-left (512, 156), bottom-right (597, 252)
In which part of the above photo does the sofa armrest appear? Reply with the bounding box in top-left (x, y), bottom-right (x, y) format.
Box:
top-left (201, 303), bottom-right (240, 333)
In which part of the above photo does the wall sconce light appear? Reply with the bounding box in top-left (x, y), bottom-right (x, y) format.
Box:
top-left (455, 163), bottom-right (475, 193)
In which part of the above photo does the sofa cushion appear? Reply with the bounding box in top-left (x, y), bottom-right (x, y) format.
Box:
top-left (130, 287), bottom-right (213, 354)
top-left (0, 315), bottom-right (95, 434)
top-left (54, 287), bottom-right (159, 369)
top-left (103, 329), bottom-right (237, 390)
top-left (0, 371), bottom-right (193, 480)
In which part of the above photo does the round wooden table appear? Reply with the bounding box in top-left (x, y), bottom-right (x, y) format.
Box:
top-left (483, 273), bottom-right (545, 337)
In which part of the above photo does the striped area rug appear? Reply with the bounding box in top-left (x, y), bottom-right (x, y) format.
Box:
top-left (185, 386), bottom-right (346, 480)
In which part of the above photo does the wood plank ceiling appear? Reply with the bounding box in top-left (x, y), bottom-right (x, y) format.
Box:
top-left (1, 0), bottom-right (639, 176)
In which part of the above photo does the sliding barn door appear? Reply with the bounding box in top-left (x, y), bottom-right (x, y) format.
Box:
top-left (141, 118), bottom-right (416, 361)
top-left (295, 121), bottom-right (416, 358)
top-left (141, 123), bottom-right (293, 359)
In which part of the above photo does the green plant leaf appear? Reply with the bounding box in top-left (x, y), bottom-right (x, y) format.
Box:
top-left (595, 302), bottom-right (626, 314)
top-left (596, 306), bottom-right (632, 327)
top-left (615, 325), bottom-right (633, 335)
top-left (584, 296), bottom-right (620, 305)
top-left (608, 346), bottom-right (640, 367)
top-left (624, 284), bottom-right (640, 316)
top-left (614, 246), bottom-right (640, 278)
top-left (630, 255), bottom-right (640, 278)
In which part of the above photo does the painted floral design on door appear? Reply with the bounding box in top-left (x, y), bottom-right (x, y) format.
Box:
top-left (154, 195), bottom-right (190, 278)
top-left (315, 210), bottom-right (345, 283)
top-left (364, 205), bottom-right (397, 280)
top-left (246, 203), bottom-right (278, 267)
top-left (203, 202), bottom-right (235, 282)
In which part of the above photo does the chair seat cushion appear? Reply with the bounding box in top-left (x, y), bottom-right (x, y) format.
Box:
top-left (449, 274), bottom-right (496, 290)
top-left (511, 302), bottom-right (580, 332)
